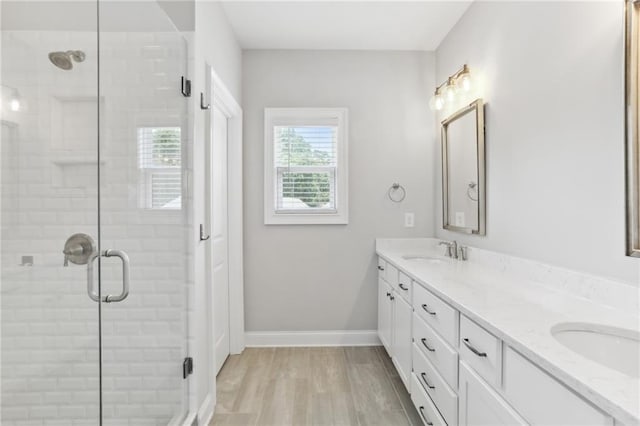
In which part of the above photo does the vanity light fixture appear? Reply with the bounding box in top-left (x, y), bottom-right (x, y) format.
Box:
top-left (429, 64), bottom-right (473, 111)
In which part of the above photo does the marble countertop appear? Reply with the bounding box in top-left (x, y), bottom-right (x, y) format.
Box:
top-left (376, 238), bottom-right (640, 425)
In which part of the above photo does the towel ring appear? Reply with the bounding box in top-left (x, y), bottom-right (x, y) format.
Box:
top-left (467, 182), bottom-right (478, 202)
top-left (388, 183), bottom-right (406, 203)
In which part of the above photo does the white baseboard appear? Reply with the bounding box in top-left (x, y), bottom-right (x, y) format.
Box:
top-left (245, 330), bottom-right (381, 347)
top-left (196, 394), bottom-right (214, 426)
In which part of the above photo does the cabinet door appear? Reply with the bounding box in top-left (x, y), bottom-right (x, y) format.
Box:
top-left (378, 278), bottom-right (393, 353)
top-left (503, 347), bottom-right (613, 426)
top-left (392, 296), bottom-right (412, 390)
top-left (459, 361), bottom-right (527, 426)
top-left (378, 257), bottom-right (387, 281)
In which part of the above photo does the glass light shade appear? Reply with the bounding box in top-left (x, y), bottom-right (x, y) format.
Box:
top-left (429, 92), bottom-right (444, 111)
top-left (458, 72), bottom-right (472, 92)
top-left (9, 98), bottom-right (20, 112)
top-left (443, 82), bottom-right (457, 102)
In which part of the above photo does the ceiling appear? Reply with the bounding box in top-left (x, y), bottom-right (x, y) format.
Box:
top-left (220, 1), bottom-right (472, 51)
top-left (1, 1), bottom-right (190, 32)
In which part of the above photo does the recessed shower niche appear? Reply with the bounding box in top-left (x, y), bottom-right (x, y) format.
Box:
top-left (50, 95), bottom-right (104, 190)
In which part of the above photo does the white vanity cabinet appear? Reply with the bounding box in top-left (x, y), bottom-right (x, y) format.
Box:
top-left (377, 277), bottom-right (393, 353)
top-left (377, 257), bottom-right (387, 281)
top-left (377, 257), bottom-right (412, 389)
top-left (376, 254), bottom-right (618, 426)
top-left (459, 315), bottom-right (501, 388)
top-left (503, 347), bottom-right (614, 426)
top-left (392, 294), bottom-right (412, 388)
top-left (396, 271), bottom-right (412, 303)
top-left (414, 283), bottom-right (458, 346)
top-left (411, 287), bottom-right (460, 426)
top-left (459, 361), bottom-right (527, 426)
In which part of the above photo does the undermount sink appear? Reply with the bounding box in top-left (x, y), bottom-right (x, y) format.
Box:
top-left (551, 322), bottom-right (640, 378)
top-left (401, 255), bottom-right (448, 264)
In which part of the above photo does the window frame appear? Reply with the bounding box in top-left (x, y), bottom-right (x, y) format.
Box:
top-left (264, 107), bottom-right (349, 225)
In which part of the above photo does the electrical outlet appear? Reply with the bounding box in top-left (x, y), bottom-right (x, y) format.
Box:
top-left (404, 212), bottom-right (415, 228)
top-left (455, 212), bottom-right (465, 227)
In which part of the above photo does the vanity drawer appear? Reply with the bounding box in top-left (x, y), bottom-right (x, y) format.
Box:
top-left (413, 283), bottom-right (458, 346)
top-left (377, 257), bottom-right (386, 281)
top-left (413, 343), bottom-right (458, 426)
top-left (503, 347), bottom-right (613, 426)
top-left (396, 271), bottom-right (412, 303)
top-left (411, 373), bottom-right (447, 426)
top-left (413, 313), bottom-right (458, 390)
top-left (386, 263), bottom-right (399, 287)
top-left (459, 315), bottom-right (502, 388)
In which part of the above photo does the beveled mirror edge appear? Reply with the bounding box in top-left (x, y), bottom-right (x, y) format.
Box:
top-left (625, 0), bottom-right (640, 257)
top-left (441, 98), bottom-right (486, 236)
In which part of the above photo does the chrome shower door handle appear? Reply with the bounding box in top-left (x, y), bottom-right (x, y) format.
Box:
top-left (87, 251), bottom-right (100, 302)
top-left (102, 249), bottom-right (130, 303)
top-left (86, 249), bottom-right (130, 303)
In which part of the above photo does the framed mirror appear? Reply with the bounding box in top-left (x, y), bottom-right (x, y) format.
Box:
top-left (626, 0), bottom-right (640, 257)
top-left (441, 98), bottom-right (486, 235)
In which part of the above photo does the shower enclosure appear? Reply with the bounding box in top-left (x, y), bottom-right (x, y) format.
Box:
top-left (1, 1), bottom-right (192, 424)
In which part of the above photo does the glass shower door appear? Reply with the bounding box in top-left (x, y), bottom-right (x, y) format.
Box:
top-left (1, 1), bottom-right (190, 424)
top-left (97, 2), bottom-right (190, 424)
top-left (1, 1), bottom-right (101, 424)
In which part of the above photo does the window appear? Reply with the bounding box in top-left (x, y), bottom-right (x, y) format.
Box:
top-left (264, 108), bottom-right (348, 224)
top-left (137, 127), bottom-right (182, 210)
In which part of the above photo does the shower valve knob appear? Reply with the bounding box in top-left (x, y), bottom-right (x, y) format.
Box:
top-left (62, 233), bottom-right (96, 267)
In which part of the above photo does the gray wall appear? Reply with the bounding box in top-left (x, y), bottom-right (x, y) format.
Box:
top-left (435, 1), bottom-right (640, 284)
top-left (243, 50), bottom-right (436, 332)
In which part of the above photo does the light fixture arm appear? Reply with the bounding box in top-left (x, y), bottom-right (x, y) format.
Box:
top-left (434, 64), bottom-right (469, 93)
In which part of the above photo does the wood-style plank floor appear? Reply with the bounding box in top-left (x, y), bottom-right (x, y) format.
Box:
top-left (210, 346), bottom-right (422, 426)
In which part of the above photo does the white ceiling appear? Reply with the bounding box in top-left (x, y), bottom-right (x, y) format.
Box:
top-left (220, 1), bottom-right (472, 51)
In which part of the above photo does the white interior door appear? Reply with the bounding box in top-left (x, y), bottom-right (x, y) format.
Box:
top-left (211, 105), bottom-right (230, 374)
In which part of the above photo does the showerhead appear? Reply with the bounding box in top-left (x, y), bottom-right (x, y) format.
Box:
top-left (48, 50), bottom-right (86, 70)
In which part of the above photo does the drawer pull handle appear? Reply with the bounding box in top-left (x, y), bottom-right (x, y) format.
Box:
top-left (462, 338), bottom-right (487, 357)
top-left (421, 338), bottom-right (436, 352)
top-left (378, 266), bottom-right (385, 271)
top-left (390, 295), bottom-right (395, 301)
top-left (420, 372), bottom-right (435, 389)
top-left (386, 292), bottom-right (391, 297)
top-left (421, 304), bottom-right (436, 315)
top-left (399, 283), bottom-right (409, 291)
top-left (418, 407), bottom-right (434, 426)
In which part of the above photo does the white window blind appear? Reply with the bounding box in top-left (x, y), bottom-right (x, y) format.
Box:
top-left (264, 108), bottom-right (348, 225)
top-left (137, 127), bottom-right (182, 210)
top-left (274, 126), bottom-right (338, 213)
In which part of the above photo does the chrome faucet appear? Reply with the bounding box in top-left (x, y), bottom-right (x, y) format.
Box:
top-left (458, 245), bottom-right (468, 261)
top-left (439, 240), bottom-right (458, 259)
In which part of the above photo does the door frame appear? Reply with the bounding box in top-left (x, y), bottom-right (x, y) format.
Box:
top-left (209, 67), bottom-right (244, 358)
top-left (193, 64), bottom-right (243, 426)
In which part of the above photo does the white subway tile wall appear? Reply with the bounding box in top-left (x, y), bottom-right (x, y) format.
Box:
top-left (1, 29), bottom-right (191, 425)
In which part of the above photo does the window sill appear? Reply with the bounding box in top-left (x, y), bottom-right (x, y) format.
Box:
top-left (264, 211), bottom-right (348, 225)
